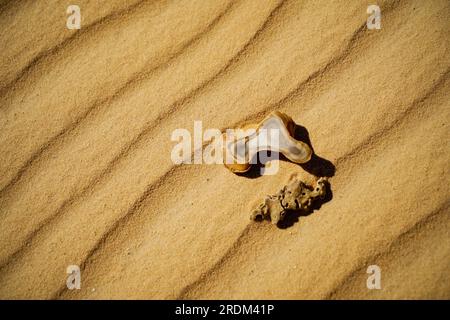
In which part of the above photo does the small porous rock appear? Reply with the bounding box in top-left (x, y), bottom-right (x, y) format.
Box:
top-left (250, 177), bottom-right (328, 225)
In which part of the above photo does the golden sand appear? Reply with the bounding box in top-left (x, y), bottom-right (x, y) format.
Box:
top-left (0, 0), bottom-right (449, 299)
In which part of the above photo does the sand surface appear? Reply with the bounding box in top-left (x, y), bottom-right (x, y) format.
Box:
top-left (0, 0), bottom-right (449, 299)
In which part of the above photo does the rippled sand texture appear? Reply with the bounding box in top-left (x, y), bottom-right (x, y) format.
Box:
top-left (0, 0), bottom-right (449, 299)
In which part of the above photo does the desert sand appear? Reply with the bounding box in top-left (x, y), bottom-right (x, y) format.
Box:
top-left (0, 0), bottom-right (449, 299)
